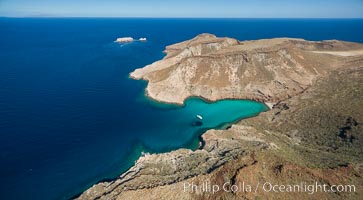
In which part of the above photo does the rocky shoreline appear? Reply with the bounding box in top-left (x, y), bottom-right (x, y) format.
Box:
top-left (130, 33), bottom-right (363, 105)
top-left (78, 34), bottom-right (363, 200)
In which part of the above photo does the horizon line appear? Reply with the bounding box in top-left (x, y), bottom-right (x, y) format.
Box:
top-left (1, 16), bottom-right (363, 19)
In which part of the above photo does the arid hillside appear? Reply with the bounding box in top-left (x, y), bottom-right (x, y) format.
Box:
top-left (78, 34), bottom-right (363, 200)
top-left (131, 33), bottom-right (363, 104)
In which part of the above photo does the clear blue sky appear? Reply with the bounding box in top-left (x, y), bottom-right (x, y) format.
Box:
top-left (0, 0), bottom-right (362, 18)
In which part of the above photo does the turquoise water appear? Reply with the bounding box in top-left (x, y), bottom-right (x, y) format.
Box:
top-left (0, 18), bottom-right (362, 200)
top-left (138, 96), bottom-right (268, 151)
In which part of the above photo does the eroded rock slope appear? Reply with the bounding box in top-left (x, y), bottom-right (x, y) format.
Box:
top-left (78, 34), bottom-right (363, 200)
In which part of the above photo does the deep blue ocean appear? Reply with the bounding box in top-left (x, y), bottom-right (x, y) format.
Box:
top-left (0, 18), bottom-right (362, 200)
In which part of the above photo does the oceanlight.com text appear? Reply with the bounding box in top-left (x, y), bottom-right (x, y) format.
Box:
top-left (183, 181), bottom-right (356, 195)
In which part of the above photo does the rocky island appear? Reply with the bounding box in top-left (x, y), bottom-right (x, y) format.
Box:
top-left (79, 34), bottom-right (363, 200)
top-left (115, 37), bottom-right (147, 43)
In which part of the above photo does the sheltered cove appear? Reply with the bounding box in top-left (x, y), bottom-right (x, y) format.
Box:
top-left (78, 34), bottom-right (363, 200)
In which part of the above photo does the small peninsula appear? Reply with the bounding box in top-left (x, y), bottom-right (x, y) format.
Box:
top-left (79, 34), bottom-right (363, 200)
top-left (130, 33), bottom-right (363, 105)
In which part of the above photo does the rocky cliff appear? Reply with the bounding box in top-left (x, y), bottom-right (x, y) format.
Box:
top-left (130, 33), bottom-right (363, 104)
top-left (78, 34), bottom-right (363, 200)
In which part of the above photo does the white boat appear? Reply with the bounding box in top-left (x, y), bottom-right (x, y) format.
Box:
top-left (196, 115), bottom-right (203, 120)
top-left (139, 37), bottom-right (147, 41)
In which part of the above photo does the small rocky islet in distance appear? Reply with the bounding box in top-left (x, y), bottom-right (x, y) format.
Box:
top-left (115, 37), bottom-right (147, 43)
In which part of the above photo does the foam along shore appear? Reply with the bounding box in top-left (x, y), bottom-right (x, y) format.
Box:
top-left (115, 37), bottom-right (147, 43)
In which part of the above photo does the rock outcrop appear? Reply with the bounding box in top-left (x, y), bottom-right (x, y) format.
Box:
top-left (115, 37), bottom-right (134, 43)
top-left (78, 34), bottom-right (363, 200)
top-left (130, 33), bottom-right (363, 104)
